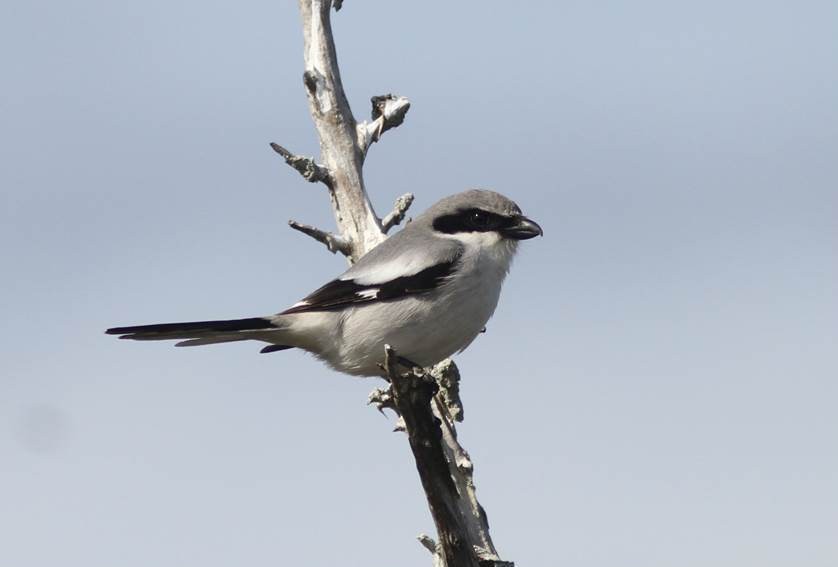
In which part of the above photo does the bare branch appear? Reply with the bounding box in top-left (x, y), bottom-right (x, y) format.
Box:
top-left (418, 534), bottom-right (445, 567)
top-left (358, 94), bottom-right (411, 155)
top-left (381, 192), bottom-right (415, 233)
top-left (418, 533), bottom-right (438, 554)
top-left (433, 394), bottom-right (511, 567)
top-left (367, 385), bottom-right (396, 415)
top-left (287, 219), bottom-right (351, 256)
top-left (384, 345), bottom-right (479, 567)
top-left (270, 142), bottom-right (332, 185)
top-left (371, 94), bottom-right (411, 135)
top-left (384, 346), bottom-right (512, 567)
top-left (298, 0), bottom-right (385, 261)
top-left (332, 0), bottom-right (343, 11)
top-left (430, 359), bottom-right (464, 423)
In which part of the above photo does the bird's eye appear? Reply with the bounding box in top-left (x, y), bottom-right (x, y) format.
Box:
top-left (466, 210), bottom-right (491, 230)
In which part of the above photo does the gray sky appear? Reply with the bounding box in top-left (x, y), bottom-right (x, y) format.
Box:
top-left (2, 1), bottom-right (836, 566)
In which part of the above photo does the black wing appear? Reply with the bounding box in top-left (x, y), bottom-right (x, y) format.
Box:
top-left (281, 258), bottom-right (459, 315)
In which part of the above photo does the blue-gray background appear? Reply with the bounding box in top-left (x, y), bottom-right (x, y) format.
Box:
top-left (2, 1), bottom-right (836, 565)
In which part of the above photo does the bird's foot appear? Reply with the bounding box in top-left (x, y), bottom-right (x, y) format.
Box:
top-left (376, 354), bottom-right (424, 380)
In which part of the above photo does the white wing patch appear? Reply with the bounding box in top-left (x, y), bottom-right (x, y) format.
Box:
top-left (340, 249), bottom-right (436, 285)
top-left (355, 288), bottom-right (380, 300)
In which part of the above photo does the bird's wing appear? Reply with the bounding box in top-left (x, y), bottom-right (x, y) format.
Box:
top-left (281, 230), bottom-right (463, 315)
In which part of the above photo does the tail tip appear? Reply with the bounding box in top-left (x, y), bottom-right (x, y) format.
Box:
top-left (260, 344), bottom-right (293, 354)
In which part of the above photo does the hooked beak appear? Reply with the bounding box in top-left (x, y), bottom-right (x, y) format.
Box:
top-left (501, 215), bottom-right (543, 240)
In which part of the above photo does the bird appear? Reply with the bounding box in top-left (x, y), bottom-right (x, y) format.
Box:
top-left (106, 189), bottom-right (542, 377)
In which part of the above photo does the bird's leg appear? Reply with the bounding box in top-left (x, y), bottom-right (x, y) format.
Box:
top-left (377, 354), bottom-right (424, 377)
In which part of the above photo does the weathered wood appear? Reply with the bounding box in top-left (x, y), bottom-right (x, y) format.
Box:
top-left (385, 347), bottom-right (481, 567)
top-left (381, 192), bottom-right (415, 233)
top-left (383, 353), bottom-right (512, 567)
top-left (297, 0), bottom-right (384, 261)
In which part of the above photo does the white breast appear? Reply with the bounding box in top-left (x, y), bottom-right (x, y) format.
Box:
top-left (332, 235), bottom-right (519, 376)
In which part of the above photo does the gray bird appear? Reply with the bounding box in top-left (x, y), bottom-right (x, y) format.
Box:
top-left (106, 189), bottom-right (542, 376)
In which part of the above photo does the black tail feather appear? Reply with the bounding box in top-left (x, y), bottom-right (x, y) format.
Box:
top-left (260, 344), bottom-right (293, 354)
top-left (106, 317), bottom-right (274, 337)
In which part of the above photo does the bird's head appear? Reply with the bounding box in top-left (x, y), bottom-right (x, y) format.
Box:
top-left (420, 189), bottom-right (543, 249)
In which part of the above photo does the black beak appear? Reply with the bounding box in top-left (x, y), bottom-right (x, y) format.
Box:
top-left (502, 215), bottom-right (543, 240)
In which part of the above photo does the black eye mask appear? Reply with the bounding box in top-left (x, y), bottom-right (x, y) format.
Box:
top-left (433, 208), bottom-right (515, 234)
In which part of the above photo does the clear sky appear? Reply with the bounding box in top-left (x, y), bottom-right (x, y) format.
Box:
top-left (2, 1), bottom-right (836, 566)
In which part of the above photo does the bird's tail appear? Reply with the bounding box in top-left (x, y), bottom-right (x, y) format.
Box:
top-left (106, 317), bottom-right (292, 352)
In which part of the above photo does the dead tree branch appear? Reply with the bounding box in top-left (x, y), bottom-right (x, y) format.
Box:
top-left (270, 142), bottom-right (332, 185)
top-left (287, 2), bottom-right (513, 565)
top-left (287, 219), bottom-right (351, 255)
top-left (384, 349), bottom-right (511, 567)
top-left (358, 94), bottom-right (412, 155)
top-left (381, 192), bottom-right (415, 233)
top-left (385, 346), bottom-right (478, 567)
top-left (296, 0), bottom-right (387, 261)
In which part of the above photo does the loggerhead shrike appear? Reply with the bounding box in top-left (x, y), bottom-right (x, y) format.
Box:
top-left (107, 190), bottom-right (542, 377)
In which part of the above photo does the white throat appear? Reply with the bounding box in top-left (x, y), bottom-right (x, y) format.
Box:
top-left (441, 231), bottom-right (519, 276)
